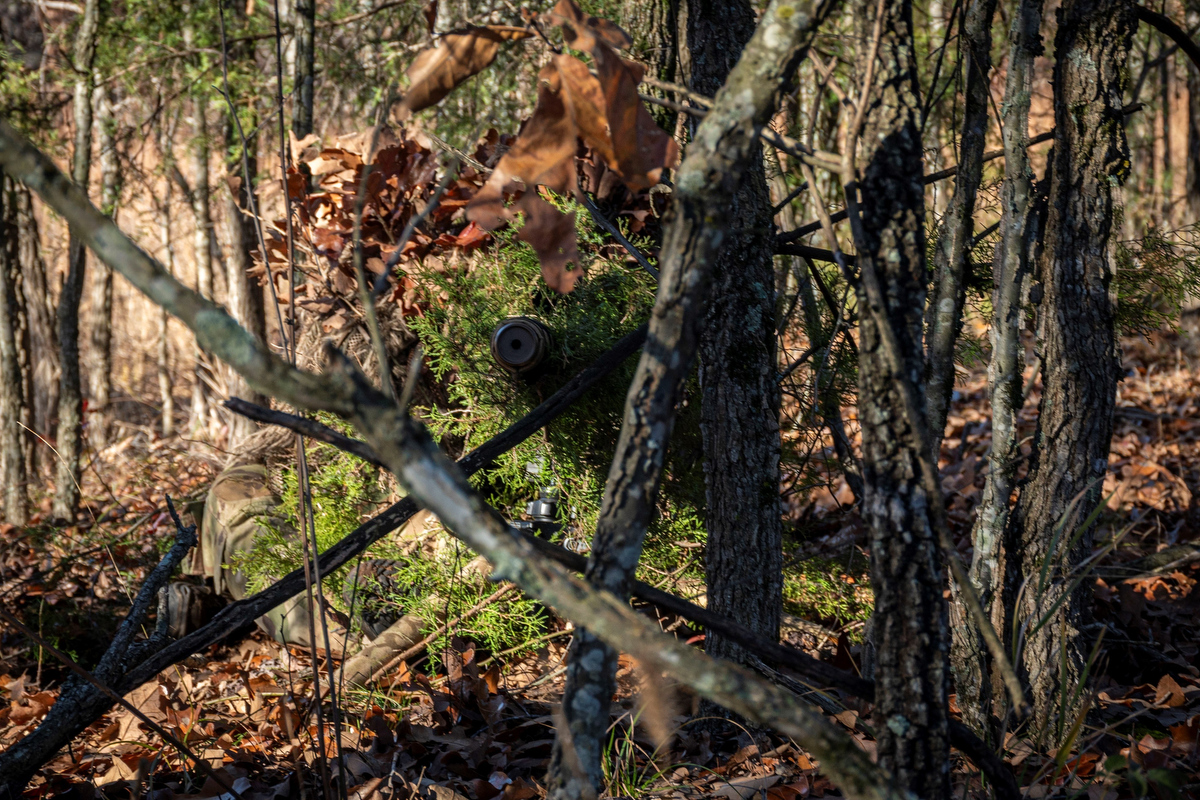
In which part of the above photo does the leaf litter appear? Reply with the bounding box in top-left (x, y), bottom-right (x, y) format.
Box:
top-left (6, 30), bottom-right (1200, 799)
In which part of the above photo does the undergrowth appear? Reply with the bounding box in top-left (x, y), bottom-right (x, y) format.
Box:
top-left (408, 206), bottom-right (709, 586)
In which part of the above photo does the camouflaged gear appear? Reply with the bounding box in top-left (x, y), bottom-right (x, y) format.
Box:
top-left (178, 463), bottom-right (354, 653)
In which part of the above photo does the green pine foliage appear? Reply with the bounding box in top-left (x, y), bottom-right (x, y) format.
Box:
top-left (408, 204), bottom-right (709, 581)
top-left (1113, 225), bottom-right (1200, 336)
top-left (231, 423), bottom-right (550, 668)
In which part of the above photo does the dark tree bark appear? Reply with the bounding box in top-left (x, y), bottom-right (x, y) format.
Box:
top-left (0, 170), bottom-right (30, 525)
top-left (188, 91), bottom-right (215, 435)
top-left (1185, 1), bottom-right (1200, 333)
top-left (1003, 0), bottom-right (1135, 743)
top-left (924, 0), bottom-right (998, 450)
top-left (53, 0), bottom-right (101, 521)
top-left (294, 0), bottom-right (316, 138)
top-left (847, 0), bottom-right (949, 796)
top-left (87, 86), bottom-right (118, 449)
top-left (1159, 48), bottom-right (1172, 225)
top-left (1187, 0), bottom-right (1200, 225)
top-left (687, 0), bottom-right (784, 669)
top-left (623, 0), bottom-right (680, 130)
top-left (16, 185), bottom-right (58, 475)
top-left (220, 14), bottom-right (268, 445)
top-left (545, 3), bottom-right (831, 795)
top-left (951, 0), bottom-right (1044, 737)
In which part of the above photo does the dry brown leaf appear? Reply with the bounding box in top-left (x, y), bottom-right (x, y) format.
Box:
top-left (593, 43), bottom-right (679, 190)
top-left (553, 54), bottom-right (617, 171)
top-left (547, 0), bottom-right (632, 52)
top-left (99, 753), bottom-right (142, 785)
top-left (399, 26), bottom-right (533, 118)
top-left (469, 65), bottom-right (578, 228)
top-left (515, 194), bottom-right (583, 293)
top-left (1155, 674), bottom-right (1187, 708)
top-left (464, 66), bottom-right (585, 292)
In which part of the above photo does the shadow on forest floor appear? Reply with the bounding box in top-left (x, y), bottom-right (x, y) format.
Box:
top-left (3, 331), bottom-right (1200, 800)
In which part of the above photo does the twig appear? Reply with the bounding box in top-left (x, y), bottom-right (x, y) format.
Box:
top-left (270, 0), bottom-right (300, 364)
top-left (639, 94), bottom-right (843, 174)
top-left (1136, 6), bottom-right (1200, 73)
top-left (426, 132), bottom-right (488, 173)
top-left (225, 399), bottom-right (385, 466)
top-left (366, 584), bottom-right (516, 685)
top-left (777, 346), bottom-right (819, 384)
top-left (640, 76), bottom-right (713, 108)
top-left (771, 180), bottom-right (809, 215)
top-left (576, 176), bottom-right (659, 280)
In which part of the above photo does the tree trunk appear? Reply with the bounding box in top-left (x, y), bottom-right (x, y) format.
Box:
top-left (220, 24), bottom-right (268, 445)
top-left (951, 0), bottom-right (1044, 737)
top-left (544, 4), bottom-right (829, 796)
top-left (189, 91), bottom-right (215, 436)
top-left (1185, 0), bottom-right (1200, 333)
top-left (87, 86), bottom-right (118, 449)
top-left (159, 190), bottom-right (176, 439)
top-left (924, 0), bottom-right (998, 451)
top-left (848, 0), bottom-right (949, 796)
top-left (1160, 51), bottom-right (1172, 225)
top-left (1187, 0), bottom-right (1199, 225)
top-left (0, 170), bottom-right (29, 525)
top-left (686, 0), bottom-right (783, 671)
top-left (1004, 0), bottom-right (1134, 744)
top-left (53, 0), bottom-right (101, 522)
top-left (622, 0), bottom-right (679, 130)
top-left (294, 0), bottom-right (316, 138)
top-left (16, 185), bottom-right (58, 477)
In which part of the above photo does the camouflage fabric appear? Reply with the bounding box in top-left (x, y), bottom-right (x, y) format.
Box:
top-left (181, 463), bottom-right (354, 654)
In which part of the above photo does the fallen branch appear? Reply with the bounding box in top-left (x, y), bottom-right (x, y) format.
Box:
top-left (228, 323), bottom-right (1016, 797)
top-left (0, 498), bottom-right (206, 796)
top-left (0, 71), bottom-right (907, 800)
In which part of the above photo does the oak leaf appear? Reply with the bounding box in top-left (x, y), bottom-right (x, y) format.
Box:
top-left (547, 0), bottom-right (632, 52)
top-left (593, 44), bottom-right (679, 190)
top-left (516, 194), bottom-right (583, 293)
top-left (398, 26), bottom-right (533, 118)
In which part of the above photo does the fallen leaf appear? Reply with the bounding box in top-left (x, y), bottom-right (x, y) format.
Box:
top-left (768, 779), bottom-right (810, 800)
top-left (715, 775), bottom-right (781, 800)
top-left (1155, 674), bottom-right (1186, 708)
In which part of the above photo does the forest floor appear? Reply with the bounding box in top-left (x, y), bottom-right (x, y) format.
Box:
top-left (2, 328), bottom-right (1200, 800)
